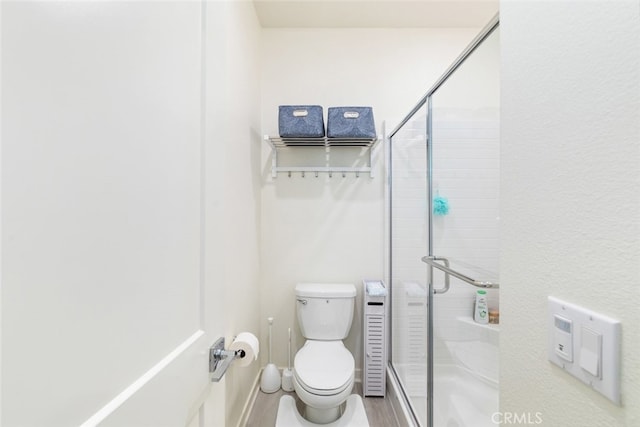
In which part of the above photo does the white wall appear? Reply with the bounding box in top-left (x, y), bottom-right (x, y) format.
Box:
top-left (205, 2), bottom-right (263, 426)
top-left (260, 28), bottom-right (480, 374)
top-left (501, 1), bottom-right (640, 425)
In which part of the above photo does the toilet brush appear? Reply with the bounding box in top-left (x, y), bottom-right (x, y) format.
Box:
top-left (260, 317), bottom-right (281, 393)
top-left (281, 327), bottom-right (294, 392)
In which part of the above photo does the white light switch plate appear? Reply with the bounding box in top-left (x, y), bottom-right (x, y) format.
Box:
top-left (548, 296), bottom-right (621, 405)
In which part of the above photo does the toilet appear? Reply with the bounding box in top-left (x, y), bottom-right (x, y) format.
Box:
top-left (293, 283), bottom-right (357, 424)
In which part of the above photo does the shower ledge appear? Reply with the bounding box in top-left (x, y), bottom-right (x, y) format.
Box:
top-left (457, 316), bottom-right (500, 333)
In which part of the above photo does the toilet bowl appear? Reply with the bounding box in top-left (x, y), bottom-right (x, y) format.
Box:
top-left (293, 341), bottom-right (355, 422)
top-left (292, 283), bottom-right (357, 424)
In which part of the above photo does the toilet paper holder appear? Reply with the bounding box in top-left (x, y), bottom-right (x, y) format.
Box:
top-left (209, 337), bottom-right (246, 382)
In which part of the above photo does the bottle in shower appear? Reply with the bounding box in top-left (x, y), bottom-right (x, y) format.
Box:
top-left (474, 290), bottom-right (489, 324)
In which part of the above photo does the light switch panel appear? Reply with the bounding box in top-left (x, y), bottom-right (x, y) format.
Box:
top-left (548, 297), bottom-right (621, 405)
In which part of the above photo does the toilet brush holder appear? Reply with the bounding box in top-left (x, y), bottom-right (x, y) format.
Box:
top-left (261, 363), bottom-right (281, 393)
top-left (260, 317), bottom-right (281, 393)
top-left (281, 369), bottom-right (293, 392)
top-left (282, 327), bottom-right (294, 392)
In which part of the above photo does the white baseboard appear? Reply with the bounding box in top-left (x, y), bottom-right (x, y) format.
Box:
top-left (236, 369), bottom-right (262, 427)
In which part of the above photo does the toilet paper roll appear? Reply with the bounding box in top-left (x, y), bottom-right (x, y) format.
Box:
top-left (229, 332), bottom-right (260, 367)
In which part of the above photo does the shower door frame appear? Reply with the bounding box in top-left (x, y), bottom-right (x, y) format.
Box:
top-left (387, 14), bottom-right (500, 427)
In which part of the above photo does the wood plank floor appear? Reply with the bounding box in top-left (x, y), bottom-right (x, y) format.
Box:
top-left (245, 383), bottom-right (399, 427)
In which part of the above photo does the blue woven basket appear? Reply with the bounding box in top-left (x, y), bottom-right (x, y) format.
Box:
top-left (327, 107), bottom-right (376, 139)
top-left (278, 105), bottom-right (325, 138)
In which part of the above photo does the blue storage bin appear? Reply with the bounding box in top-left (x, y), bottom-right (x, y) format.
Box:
top-left (278, 105), bottom-right (325, 138)
top-left (327, 107), bottom-right (376, 139)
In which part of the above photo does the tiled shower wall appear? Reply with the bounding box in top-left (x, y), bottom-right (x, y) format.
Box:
top-left (431, 111), bottom-right (500, 373)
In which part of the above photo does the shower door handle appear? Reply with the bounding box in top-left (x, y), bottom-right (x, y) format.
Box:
top-left (426, 256), bottom-right (451, 294)
top-left (422, 255), bottom-right (499, 290)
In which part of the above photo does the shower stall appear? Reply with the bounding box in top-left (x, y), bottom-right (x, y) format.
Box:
top-left (387, 17), bottom-right (500, 427)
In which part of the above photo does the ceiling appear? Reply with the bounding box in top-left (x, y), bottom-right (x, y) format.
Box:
top-left (253, 0), bottom-right (499, 28)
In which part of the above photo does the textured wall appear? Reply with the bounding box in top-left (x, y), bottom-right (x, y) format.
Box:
top-left (500, 1), bottom-right (640, 425)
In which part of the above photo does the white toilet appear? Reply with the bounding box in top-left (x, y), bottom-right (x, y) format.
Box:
top-left (293, 283), bottom-right (357, 424)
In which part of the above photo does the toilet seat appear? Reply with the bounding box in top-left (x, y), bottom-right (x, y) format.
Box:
top-left (295, 371), bottom-right (355, 397)
top-left (294, 340), bottom-right (354, 395)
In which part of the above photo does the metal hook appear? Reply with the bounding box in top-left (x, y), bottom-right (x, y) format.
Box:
top-left (288, 171), bottom-right (291, 178)
top-left (302, 171), bottom-right (305, 178)
top-left (342, 172), bottom-right (346, 178)
top-left (356, 171), bottom-right (360, 178)
top-left (315, 171), bottom-right (319, 178)
top-left (329, 171), bottom-right (333, 178)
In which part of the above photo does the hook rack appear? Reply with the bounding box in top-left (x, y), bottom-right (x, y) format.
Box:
top-left (264, 135), bottom-right (379, 179)
top-left (284, 170), bottom-right (366, 178)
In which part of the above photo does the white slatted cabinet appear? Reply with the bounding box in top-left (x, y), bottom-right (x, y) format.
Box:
top-left (363, 280), bottom-right (388, 397)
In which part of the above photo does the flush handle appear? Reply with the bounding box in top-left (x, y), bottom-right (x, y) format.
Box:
top-left (297, 298), bottom-right (307, 305)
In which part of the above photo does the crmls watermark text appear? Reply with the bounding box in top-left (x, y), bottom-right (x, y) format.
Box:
top-left (492, 412), bottom-right (544, 425)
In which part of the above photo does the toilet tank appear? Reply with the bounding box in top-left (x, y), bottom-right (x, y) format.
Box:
top-left (295, 283), bottom-right (356, 340)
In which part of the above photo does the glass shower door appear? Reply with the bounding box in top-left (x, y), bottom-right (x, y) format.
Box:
top-left (389, 104), bottom-right (429, 425)
top-left (429, 26), bottom-right (500, 427)
top-left (389, 18), bottom-right (499, 427)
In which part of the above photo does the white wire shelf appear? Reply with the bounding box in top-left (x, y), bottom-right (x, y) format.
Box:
top-left (264, 135), bottom-right (380, 178)
top-left (267, 136), bottom-right (378, 147)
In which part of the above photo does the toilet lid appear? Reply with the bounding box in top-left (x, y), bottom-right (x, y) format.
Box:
top-left (294, 341), bottom-right (354, 392)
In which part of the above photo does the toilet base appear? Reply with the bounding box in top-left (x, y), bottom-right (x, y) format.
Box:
top-left (306, 405), bottom-right (341, 424)
top-left (275, 394), bottom-right (369, 427)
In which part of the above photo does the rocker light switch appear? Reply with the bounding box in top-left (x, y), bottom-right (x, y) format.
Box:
top-left (579, 327), bottom-right (601, 378)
